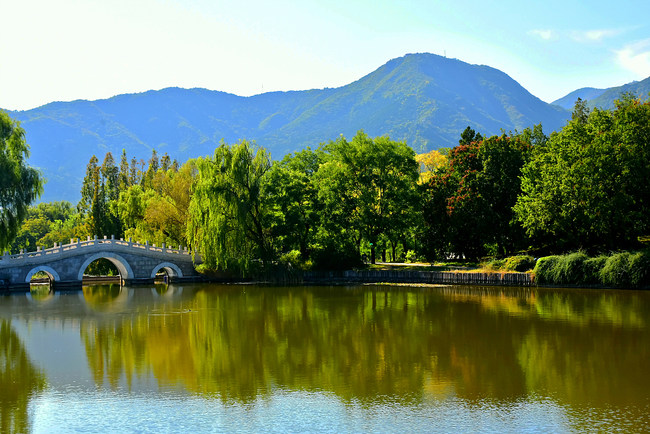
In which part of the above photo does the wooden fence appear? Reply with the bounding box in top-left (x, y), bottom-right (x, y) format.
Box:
top-left (302, 270), bottom-right (535, 286)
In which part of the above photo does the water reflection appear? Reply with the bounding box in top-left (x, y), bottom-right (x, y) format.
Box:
top-left (75, 286), bottom-right (650, 410)
top-left (0, 320), bottom-right (47, 433)
top-left (1, 284), bottom-right (649, 431)
top-left (81, 284), bottom-right (130, 312)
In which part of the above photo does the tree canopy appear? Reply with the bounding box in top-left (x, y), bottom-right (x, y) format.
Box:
top-left (0, 112), bottom-right (42, 251)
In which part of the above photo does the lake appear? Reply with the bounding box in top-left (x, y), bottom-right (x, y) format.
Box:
top-left (2, 283), bottom-right (650, 432)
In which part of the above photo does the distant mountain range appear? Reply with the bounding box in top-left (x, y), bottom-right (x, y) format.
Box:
top-left (552, 76), bottom-right (650, 110)
top-left (5, 52), bottom-right (644, 203)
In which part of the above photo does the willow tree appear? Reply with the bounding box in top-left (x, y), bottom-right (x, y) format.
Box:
top-left (187, 140), bottom-right (273, 273)
top-left (0, 112), bottom-right (43, 251)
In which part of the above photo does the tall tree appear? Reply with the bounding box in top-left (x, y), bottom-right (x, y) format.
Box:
top-left (316, 131), bottom-right (420, 264)
top-left (422, 132), bottom-right (532, 260)
top-left (118, 149), bottom-right (130, 192)
top-left (265, 148), bottom-right (322, 259)
top-left (187, 140), bottom-right (273, 273)
top-left (0, 112), bottom-right (43, 251)
top-left (514, 96), bottom-right (650, 252)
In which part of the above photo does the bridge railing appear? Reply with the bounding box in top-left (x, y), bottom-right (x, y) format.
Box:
top-left (1, 235), bottom-right (194, 264)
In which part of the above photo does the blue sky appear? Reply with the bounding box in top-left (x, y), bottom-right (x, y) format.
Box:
top-left (2, 0), bottom-right (649, 111)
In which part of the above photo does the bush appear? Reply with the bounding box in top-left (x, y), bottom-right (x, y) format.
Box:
top-left (503, 255), bottom-right (536, 272)
top-left (483, 258), bottom-right (506, 271)
top-left (533, 256), bottom-right (561, 284)
top-left (628, 250), bottom-right (650, 288)
top-left (279, 250), bottom-right (311, 271)
top-left (583, 256), bottom-right (607, 284)
top-left (600, 252), bottom-right (632, 287)
top-left (557, 251), bottom-right (589, 284)
top-left (405, 250), bottom-right (418, 263)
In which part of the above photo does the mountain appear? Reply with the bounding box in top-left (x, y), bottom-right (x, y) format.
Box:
top-left (6, 53), bottom-right (571, 202)
top-left (554, 77), bottom-right (650, 111)
top-left (551, 87), bottom-right (607, 110)
top-left (587, 76), bottom-right (650, 110)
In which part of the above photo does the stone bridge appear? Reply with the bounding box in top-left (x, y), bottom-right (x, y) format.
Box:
top-left (0, 236), bottom-right (203, 290)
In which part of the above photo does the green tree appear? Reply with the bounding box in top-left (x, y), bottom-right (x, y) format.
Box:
top-left (187, 140), bottom-right (273, 273)
top-left (118, 149), bottom-right (130, 192)
top-left (514, 96), bottom-right (650, 252)
top-left (422, 132), bottom-right (532, 260)
top-left (572, 97), bottom-right (590, 125)
top-left (316, 131), bottom-right (420, 264)
top-left (119, 160), bottom-right (195, 247)
top-left (0, 112), bottom-right (43, 251)
top-left (265, 148), bottom-right (322, 259)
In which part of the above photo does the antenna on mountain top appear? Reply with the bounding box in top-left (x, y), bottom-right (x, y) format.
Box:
top-left (444, 50), bottom-right (446, 58)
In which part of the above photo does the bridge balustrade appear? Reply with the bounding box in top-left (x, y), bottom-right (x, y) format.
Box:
top-left (1, 236), bottom-right (192, 263)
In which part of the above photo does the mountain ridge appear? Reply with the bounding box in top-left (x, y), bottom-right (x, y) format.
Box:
top-left (5, 52), bottom-right (571, 202)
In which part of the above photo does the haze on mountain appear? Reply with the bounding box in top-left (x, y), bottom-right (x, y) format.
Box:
top-left (7, 53), bottom-right (572, 202)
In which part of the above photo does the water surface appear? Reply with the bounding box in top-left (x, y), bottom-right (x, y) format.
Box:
top-left (1, 283), bottom-right (649, 432)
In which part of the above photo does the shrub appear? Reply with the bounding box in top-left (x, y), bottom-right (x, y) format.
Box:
top-left (557, 251), bottom-right (589, 284)
top-left (583, 256), bottom-right (607, 284)
top-left (483, 258), bottom-right (506, 271)
top-left (405, 250), bottom-right (418, 263)
top-left (533, 255), bottom-right (561, 284)
top-left (600, 252), bottom-right (632, 287)
top-left (279, 250), bottom-right (309, 270)
top-left (503, 255), bottom-right (536, 272)
top-left (628, 250), bottom-right (650, 288)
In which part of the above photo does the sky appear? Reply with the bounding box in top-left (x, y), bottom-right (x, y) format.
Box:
top-left (2, 0), bottom-right (650, 111)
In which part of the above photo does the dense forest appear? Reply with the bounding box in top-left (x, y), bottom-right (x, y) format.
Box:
top-left (2, 96), bottom-right (649, 283)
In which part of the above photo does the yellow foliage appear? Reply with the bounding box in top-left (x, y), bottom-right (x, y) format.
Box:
top-left (416, 150), bottom-right (447, 184)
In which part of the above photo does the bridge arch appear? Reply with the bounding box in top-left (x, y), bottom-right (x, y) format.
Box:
top-left (77, 252), bottom-right (135, 281)
top-left (25, 266), bottom-right (61, 283)
top-left (150, 262), bottom-right (184, 279)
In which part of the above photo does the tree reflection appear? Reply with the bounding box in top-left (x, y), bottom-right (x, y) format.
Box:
top-left (78, 284), bottom-right (650, 417)
top-left (0, 320), bottom-right (47, 434)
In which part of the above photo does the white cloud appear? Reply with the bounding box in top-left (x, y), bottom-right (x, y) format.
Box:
top-left (616, 39), bottom-right (650, 78)
top-left (529, 29), bottom-right (555, 41)
top-left (571, 29), bottom-right (620, 43)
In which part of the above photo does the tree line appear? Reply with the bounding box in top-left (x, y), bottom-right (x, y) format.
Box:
top-left (2, 95), bottom-right (649, 274)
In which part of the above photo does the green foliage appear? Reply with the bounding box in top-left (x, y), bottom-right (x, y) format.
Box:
top-left (534, 252), bottom-right (589, 285)
top-left (503, 255), bottom-right (536, 272)
top-left (265, 148), bottom-right (322, 260)
top-left (600, 253), bottom-right (632, 287)
top-left (0, 111), bottom-right (43, 251)
top-left (534, 251), bottom-right (649, 288)
top-left (187, 140), bottom-right (273, 274)
top-left (422, 130), bottom-right (534, 260)
top-left (628, 250), bottom-right (650, 287)
top-left (405, 250), bottom-right (419, 263)
top-left (583, 256), bottom-right (608, 284)
top-left (8, 200), bottom-right (85, 254)
top-left (278, 250), bottom-right (312, 271)
top-left (315, 131), bottom-right (420, 264)
top-left (533, 256), bottom-right (561, 284)
top-left (515, 98), bottom-right (650, 252)
top-left (559, 251), bottom-right (589, 284)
